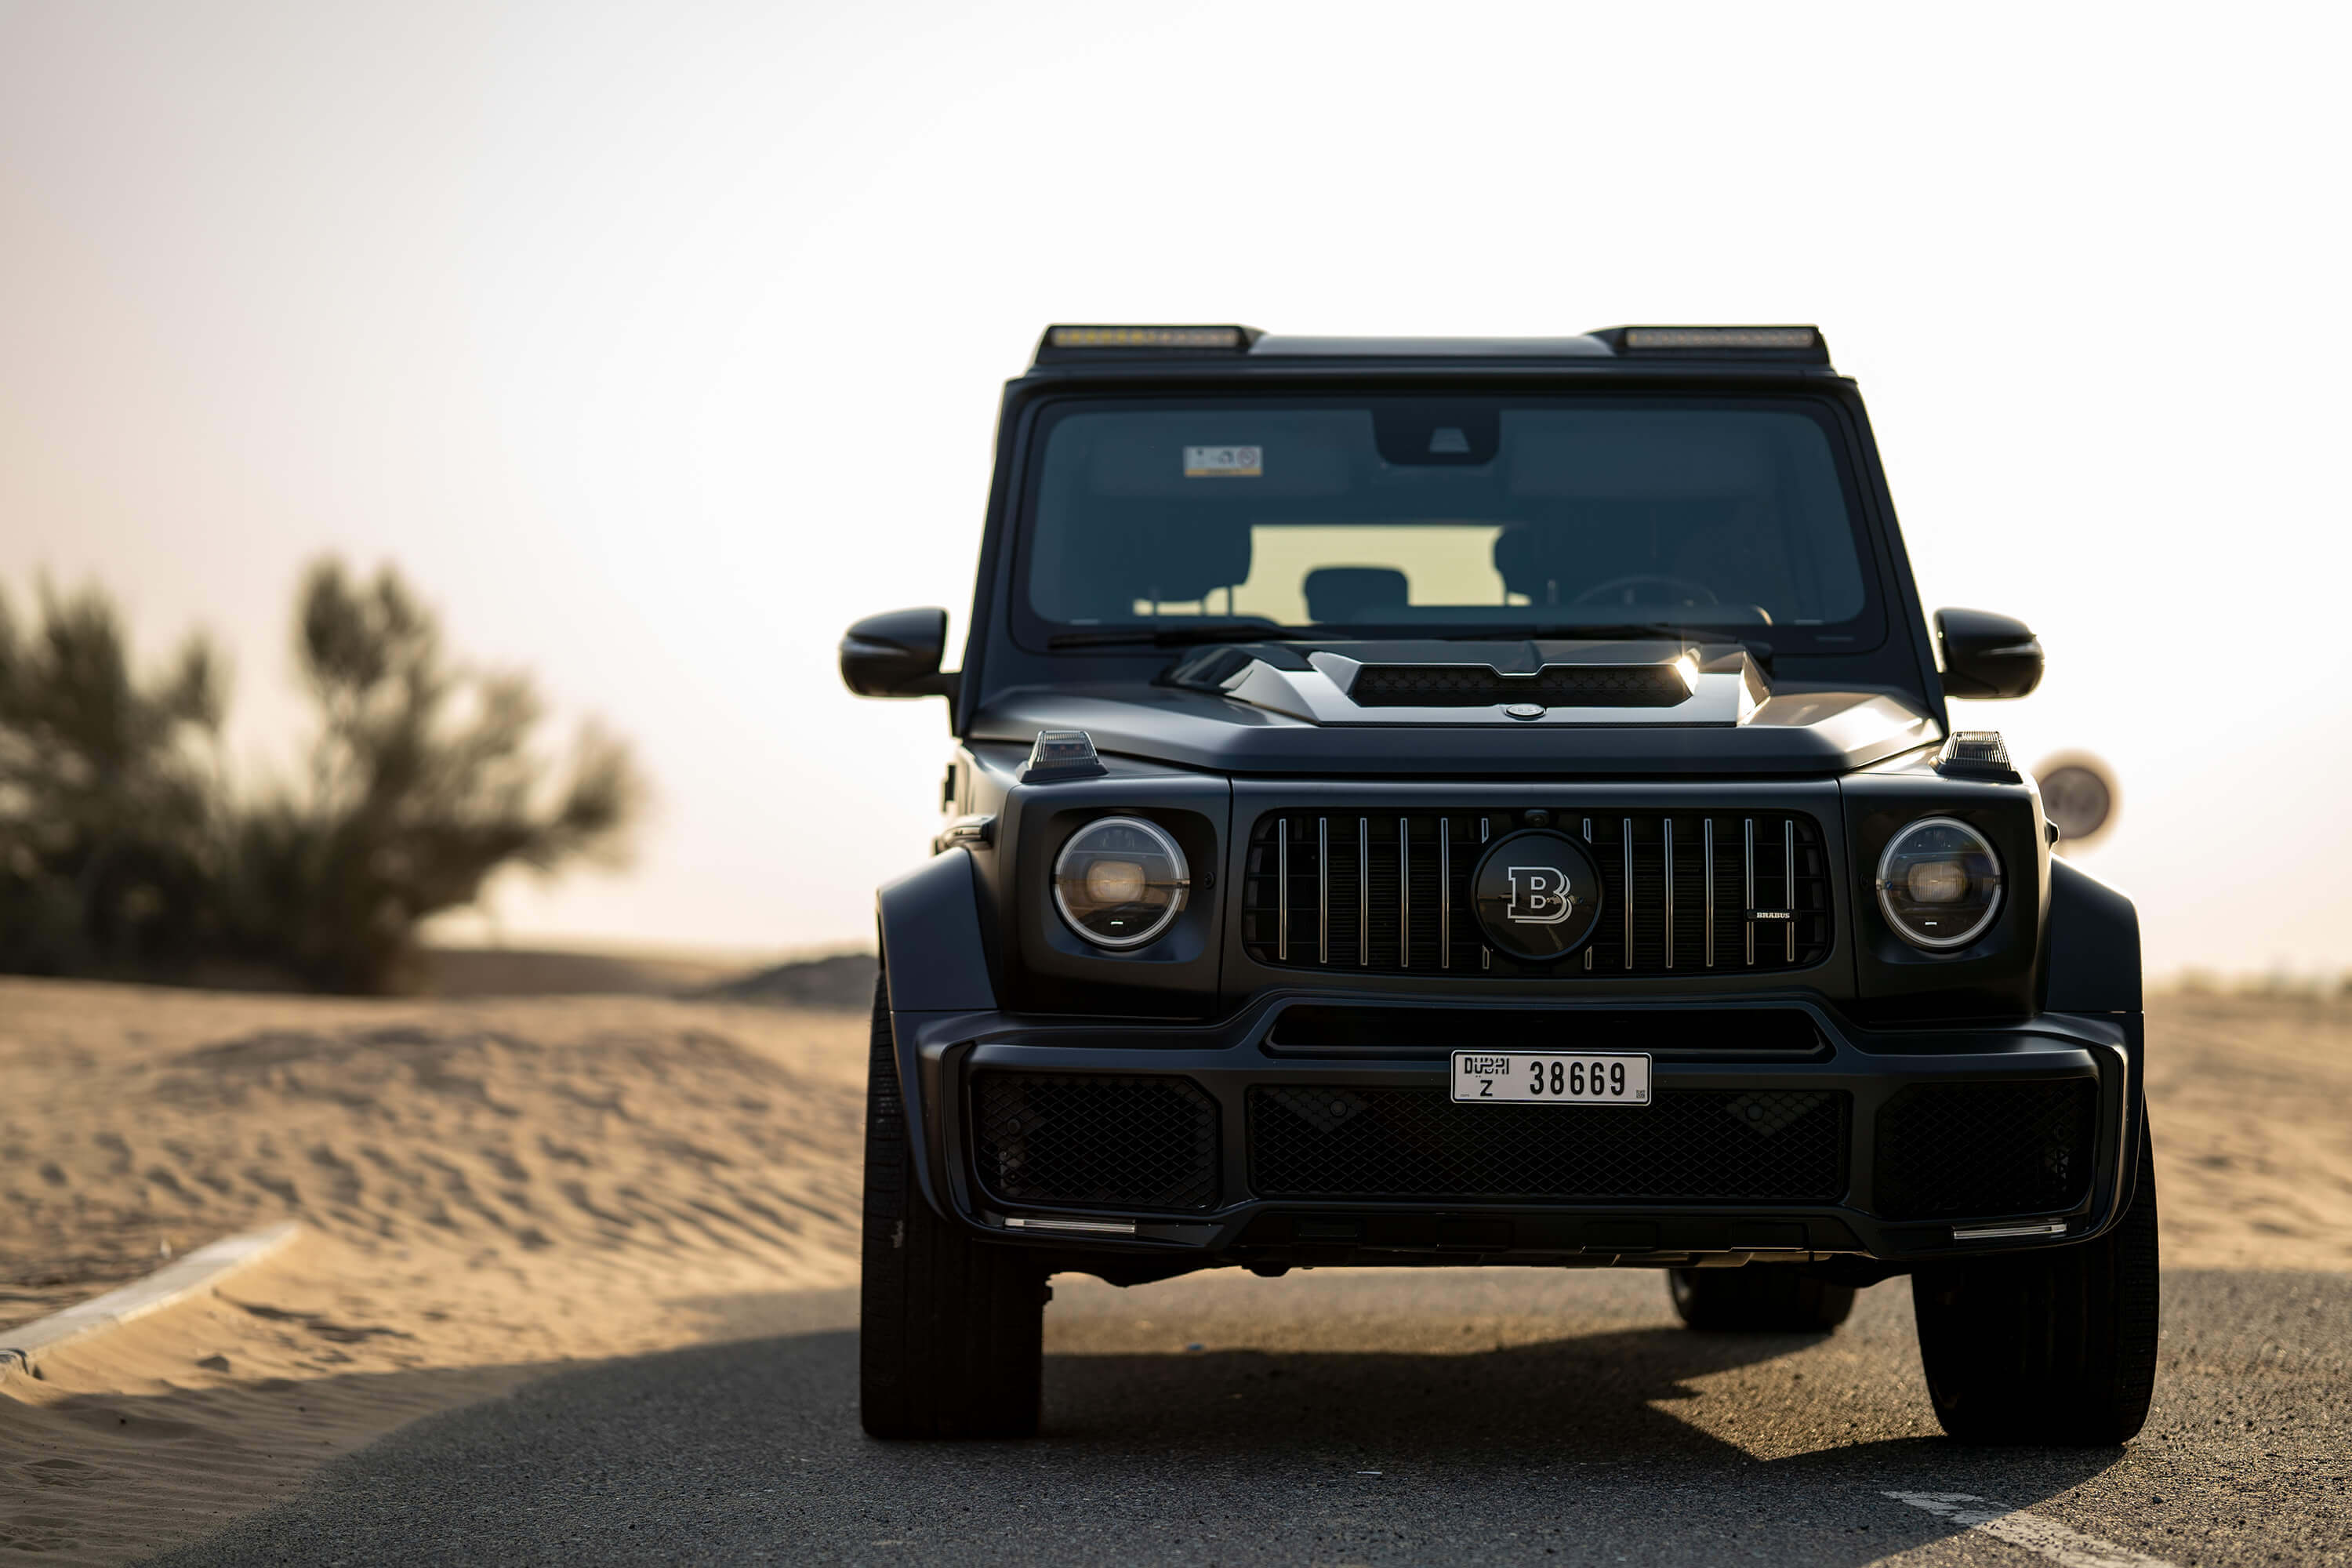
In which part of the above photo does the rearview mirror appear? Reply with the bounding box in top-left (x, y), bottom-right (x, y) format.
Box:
top-left (840, 608), bottom-right (956, 699)
top-left (1934, 608), bottom-right (2044, 700)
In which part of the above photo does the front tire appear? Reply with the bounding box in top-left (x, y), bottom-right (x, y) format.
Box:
top-left (1910, 1122), bottom-right (2160, 1445)
top-left (1669, 1266), bottom-right (1856, 1331)
top-left (860, 975), bottom-right (1046, 1439)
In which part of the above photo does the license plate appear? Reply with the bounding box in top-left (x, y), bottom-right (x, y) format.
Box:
top-left (1450, 1051), bottom-right (1652, 1105)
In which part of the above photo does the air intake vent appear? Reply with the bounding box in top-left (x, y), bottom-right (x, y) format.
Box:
top-left (971, 1072), bottom-right (1219, 1212)
top-left (1241, 810), bottom-right (1831, 977)
top-left (1872, 1080), bottom-right (2099, 1220)
top-left (1348, 664), bottom-right (1691, 708)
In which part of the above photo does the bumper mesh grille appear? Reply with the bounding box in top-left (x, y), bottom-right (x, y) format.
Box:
top-left (971, 1072), bottom-right (1218, 1212)
top-left (1872, 1080), bottom-right (2100, 1220)
top-left (1247, 1086), bottom-right (1848, 1202)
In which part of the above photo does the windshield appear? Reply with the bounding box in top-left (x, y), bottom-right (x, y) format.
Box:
top-left (1021, 397), bottom-right (1877, 645)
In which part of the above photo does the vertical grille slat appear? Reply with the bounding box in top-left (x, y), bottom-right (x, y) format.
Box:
top-left (1663, 818), bottom-right (1675, 971)
top-left (1398, 818), bottom-right (1411, 969)
top-left (1704, 818), bottom-right (1716, 968)
top-left (1784, 820), bottom-right (1798, 964)
top-left (1276, 818), bottom-right (1290, 962)
top-left (1317, 817), bottom-right (1330, 965)
top-left (1621, 818), bottom-right (1635, 972)
top-left (1743, 818), bottom-right (1757, 967)
top-left (1244, 808), bottom-right (1832, 978)
top-left (1439, 818), bottom-right (1452, 970)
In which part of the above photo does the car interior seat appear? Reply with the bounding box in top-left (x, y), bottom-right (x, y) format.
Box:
top-left (1303, 566), bottom-right (1410, 624)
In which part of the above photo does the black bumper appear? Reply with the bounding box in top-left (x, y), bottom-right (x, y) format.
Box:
top-left (887, 993), bottom-right (2143, 1273)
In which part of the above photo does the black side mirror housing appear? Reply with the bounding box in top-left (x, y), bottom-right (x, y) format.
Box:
top-left (1934, 608), bottom-right (2044, 700)
top-left (840, 608), bottom-right (956, 699)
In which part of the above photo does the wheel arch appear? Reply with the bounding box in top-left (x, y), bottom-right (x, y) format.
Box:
top-left (876, 848), bottom-right (999, 1220)
top-left (2044, 857), bottom-right (2141, 1014)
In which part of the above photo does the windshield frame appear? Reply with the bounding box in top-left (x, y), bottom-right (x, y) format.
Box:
top-left (1004, 390), bottom-right (1893, 659)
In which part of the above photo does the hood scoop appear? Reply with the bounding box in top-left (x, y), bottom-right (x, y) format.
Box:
top-left (1162, 641), bottom-right (1770, 728)
top-left (1348, 662), bottom-right (1695, 708)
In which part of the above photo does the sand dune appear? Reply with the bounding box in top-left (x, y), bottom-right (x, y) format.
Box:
top-left (2144, 990), bottom-right (2352, 1272)
top-left (0, 981), bottom-right (870, 1563)
top-left (1, 982), bottom-right (869, 1334)
top-left (2, 978), bottom-right (2347, 1563)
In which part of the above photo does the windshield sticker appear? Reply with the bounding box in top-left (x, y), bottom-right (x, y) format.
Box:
top-left (1184, 445), bottom-right (1262, 477)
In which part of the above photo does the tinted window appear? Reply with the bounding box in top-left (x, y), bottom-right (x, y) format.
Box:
top-left (1025, 400), bottom-right (1871, 636)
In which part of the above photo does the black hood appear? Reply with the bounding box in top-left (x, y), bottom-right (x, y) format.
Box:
top-left (967, 641), bottom-right (1938, 778)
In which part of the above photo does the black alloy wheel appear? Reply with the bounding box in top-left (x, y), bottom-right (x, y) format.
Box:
top-left (1669, 1265), bottom-right (1857, 1332)
top-left (1909, 1121), bottom-right (2160, 1445)
top-left (859, 973), bottom-right (1048, 1439)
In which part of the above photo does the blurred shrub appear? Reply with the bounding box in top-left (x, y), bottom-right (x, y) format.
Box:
top-left (0, 562), bottom-right (642, 993)
top-left (0, 584), bottom-right (228, 976)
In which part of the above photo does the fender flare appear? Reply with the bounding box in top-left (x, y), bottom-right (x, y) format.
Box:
top-left (2044, 858), bottom-right (2141, 1014)
top-left (876, 848), bottom-right (998, 1218)
top-left (2044, 857), bottom-right (2149, 1225)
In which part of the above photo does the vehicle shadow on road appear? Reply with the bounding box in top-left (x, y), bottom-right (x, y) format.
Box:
top-left (1049, 1322), bottom-right (1806, 1454)
top-left (138, 1304), bottom-right (2135, 1566)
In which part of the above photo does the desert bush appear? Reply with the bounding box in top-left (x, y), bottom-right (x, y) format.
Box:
top-left (0, 583), bottom-right (228, 976)
top-left (0, 562), bottom-right (642, 992)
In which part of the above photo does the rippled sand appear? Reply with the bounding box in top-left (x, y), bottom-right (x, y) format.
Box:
top-left (0, 979), bottom-right (2344, 1562)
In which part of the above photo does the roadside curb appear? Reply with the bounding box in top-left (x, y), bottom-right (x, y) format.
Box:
top-left (0, 1221), bottom-right (303, 1382)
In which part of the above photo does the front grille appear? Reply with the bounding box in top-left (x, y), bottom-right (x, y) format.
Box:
top-left (1349, 664), bottom-right (1691, 708)
top-left (1248, 1086), bottom-right (1849, 1202)
top-left (1241, 810), bottom-right (1831, 976)
top-left (1872, 1080), bottom-right (2100, 1220)
top-left (971, 1072), bottom-right (1219, 1211)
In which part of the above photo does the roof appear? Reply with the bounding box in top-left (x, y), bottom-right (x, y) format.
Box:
top-left (1029, 324), bottom-right (1833, 371)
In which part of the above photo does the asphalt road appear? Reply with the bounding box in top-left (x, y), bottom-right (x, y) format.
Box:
top-left (153, 1266), bottom-right (2348, 1567)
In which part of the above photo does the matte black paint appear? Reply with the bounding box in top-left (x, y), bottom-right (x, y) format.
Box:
top-left (855, 328), bottom-right (2146, 1278)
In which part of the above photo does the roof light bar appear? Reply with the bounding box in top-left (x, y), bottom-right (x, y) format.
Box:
top-left (1050, 325), bottom-right (1246, 349)
top-left (1592, 325), bottom-right (1831, 364)
top-left (1625, 327), bottom-right (1817, 350)
top-left (1035, 325), bottom-right (1262, 362)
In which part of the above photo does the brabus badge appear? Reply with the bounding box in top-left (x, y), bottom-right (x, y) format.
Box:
top-left (1472, 830), bottom-right (1604, 961)
top-left (1504, 866), bottom-right (1578, 924)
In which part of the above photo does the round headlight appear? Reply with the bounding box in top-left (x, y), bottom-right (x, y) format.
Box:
top-left (1053, 817), bottom-right (1189, 949)
top-left (1875, 816), bottom-right (2002, 949)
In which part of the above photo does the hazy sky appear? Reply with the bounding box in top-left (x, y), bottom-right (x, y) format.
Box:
top-left (4, 1), bottom-right (2347, 977)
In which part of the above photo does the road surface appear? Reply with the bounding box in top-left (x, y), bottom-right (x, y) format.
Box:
top-left (153, 1265), bottom-right (2348, 1566)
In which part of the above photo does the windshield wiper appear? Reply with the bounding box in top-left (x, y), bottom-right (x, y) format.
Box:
top-left (1047, 623), bottom-right (1314, 650)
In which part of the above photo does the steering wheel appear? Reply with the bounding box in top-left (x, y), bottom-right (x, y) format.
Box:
top-left (1569, 575), bottom-right (1721, 610)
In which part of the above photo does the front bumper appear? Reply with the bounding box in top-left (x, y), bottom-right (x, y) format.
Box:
top-left (887, 993), bottom-right (2143, 1272)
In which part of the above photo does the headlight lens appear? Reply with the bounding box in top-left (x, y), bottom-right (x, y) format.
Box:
top-left (1053, 817), bottom-right (1189, 949)
top-left (1875, 816), bottom-right (2002, 949)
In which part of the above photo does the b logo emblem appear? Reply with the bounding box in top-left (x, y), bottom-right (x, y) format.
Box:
top-left (1471, 829), bottom-right (1602, 961)
top-left (1504, 866), bottom-right (1577, 924)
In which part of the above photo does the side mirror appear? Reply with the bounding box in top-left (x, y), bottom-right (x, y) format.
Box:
top-left (1934, 608), bottom-right (2044, 700)
top-left (840, 608), bottom-right (956, 699)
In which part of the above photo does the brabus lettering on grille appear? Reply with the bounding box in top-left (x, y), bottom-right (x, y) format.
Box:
top-left (1504, 866), bottom-right (1577, 924)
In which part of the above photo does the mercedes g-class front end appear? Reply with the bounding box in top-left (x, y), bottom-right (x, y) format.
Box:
top-left (841, 324), bottom-right (2153, 1446)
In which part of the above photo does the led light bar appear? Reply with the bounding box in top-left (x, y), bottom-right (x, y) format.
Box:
top-left (1936, 730), bottom-right (2016, 779)
top-left (1593, 325), bottom-right (1831, 364)
top-left (1625, 327), bottom-right (1817, 350)
top-left (1044, 325), bottom-right (1257, 350)
top-left (1023, 728), bottom-right (1106, 782)
top-left (1951, 1218), bottom-right (2070, 1241)
top-left (1005, 1215), bottom-right (1137, 1235)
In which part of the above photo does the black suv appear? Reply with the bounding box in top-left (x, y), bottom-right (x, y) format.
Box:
top-left (841, 325), bottom-right (2153, 1445)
